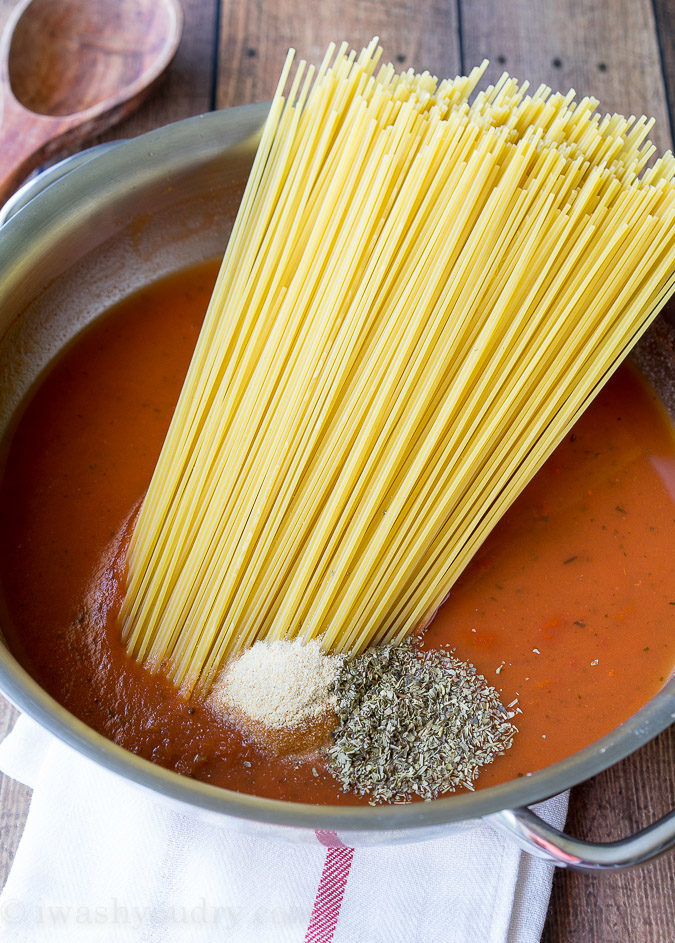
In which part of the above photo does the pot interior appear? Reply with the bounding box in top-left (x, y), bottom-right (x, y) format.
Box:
top-left (0, 107), bottom-right (672, 842)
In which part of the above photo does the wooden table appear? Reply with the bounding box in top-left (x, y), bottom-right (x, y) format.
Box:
top-left (0, 0), bottom-right (673, 939)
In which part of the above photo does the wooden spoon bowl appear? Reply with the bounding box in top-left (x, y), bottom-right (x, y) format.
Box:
top-left (0, 0), bottom-right (183, 204)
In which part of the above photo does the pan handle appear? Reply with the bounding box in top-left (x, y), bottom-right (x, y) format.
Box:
top-left (486, 805), bottom-right (675, 871)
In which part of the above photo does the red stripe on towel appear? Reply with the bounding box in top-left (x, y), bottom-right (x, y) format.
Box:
top-left (305, 832), bottom-right (355, 943)
top-left (314, 829), bottom-right (351, 849)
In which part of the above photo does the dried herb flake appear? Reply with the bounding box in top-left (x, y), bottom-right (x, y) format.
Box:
top-left (325, 639), bottom-right (518, 804)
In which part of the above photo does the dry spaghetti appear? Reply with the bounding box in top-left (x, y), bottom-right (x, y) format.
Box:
top-left (121, 39), bottom-right (675, 697)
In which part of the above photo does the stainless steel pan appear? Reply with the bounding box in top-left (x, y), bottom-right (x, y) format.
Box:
top-left (0, 105), bottom-right (672, 868)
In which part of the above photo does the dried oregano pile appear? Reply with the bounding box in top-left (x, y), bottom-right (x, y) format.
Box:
top-left (325, 639), bottom-right (518, 804)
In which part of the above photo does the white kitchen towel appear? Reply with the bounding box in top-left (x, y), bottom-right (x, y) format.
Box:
top-left (0, 714), bottom-right (568, 943)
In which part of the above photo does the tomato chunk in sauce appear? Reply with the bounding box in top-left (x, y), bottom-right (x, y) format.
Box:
top-left (0, 262), bottom-right (673, 804)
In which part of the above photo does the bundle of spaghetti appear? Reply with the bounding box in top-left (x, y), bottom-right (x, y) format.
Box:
top-left (121, 39), bottom-right (675, 697)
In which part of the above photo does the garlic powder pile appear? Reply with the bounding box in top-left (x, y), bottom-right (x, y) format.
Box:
top-left (208, 638), bottom-right (343, 733)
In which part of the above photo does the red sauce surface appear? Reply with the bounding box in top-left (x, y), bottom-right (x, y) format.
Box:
top-left (0, 262), bottom-right (673, 804)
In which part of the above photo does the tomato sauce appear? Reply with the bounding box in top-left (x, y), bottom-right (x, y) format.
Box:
top-left (0, 262), bottom-right (673, 804)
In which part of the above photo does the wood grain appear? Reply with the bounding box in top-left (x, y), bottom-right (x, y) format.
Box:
top-left (215, 0), bottom-right (461, 108)
top-left (460, 0), bottom-right (673, 154)
top-left (652, 0), bottom-right (675, 136)
top-left (92, 0), bottom-right (218, 141)
top-left (0, 1), bottom-right (673, 941)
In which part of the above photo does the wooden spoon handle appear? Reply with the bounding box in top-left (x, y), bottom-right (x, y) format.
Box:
top-left (0, 93), bottom-right (65, 206)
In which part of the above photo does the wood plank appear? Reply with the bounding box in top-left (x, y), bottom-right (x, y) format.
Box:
top-left (652, 0), bottom-right (675, 139)
top-left (215, 0), bottom-right (461, 108)
top-left (460, 0), bottom-right (673, 153)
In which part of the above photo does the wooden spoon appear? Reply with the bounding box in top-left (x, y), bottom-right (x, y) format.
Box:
top-left (0, 0), bottom-right (183, 205)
